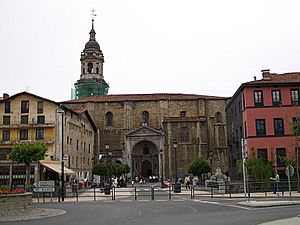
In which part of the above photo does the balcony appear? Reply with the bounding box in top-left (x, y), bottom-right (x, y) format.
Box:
top-left (1, 139), bottom-right (54, 145)
top-left (0, 122), bottom-right (55, 129)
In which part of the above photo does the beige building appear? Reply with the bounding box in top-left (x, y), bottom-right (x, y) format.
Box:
top-left (0, 92), bottom-right (96, 187)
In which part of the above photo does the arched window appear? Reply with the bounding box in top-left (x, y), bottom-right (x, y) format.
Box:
top-left (142, 111), bottom-right (149, 125)
top-left (215, 112), bottom-right (222, 123)
top-left (96, 67), bottom-right (99, 74)
top-left (82, 68), bottom-right (85, 74)
top-left (87, 63), bottom-right (93, 73)
top-left (106, 112), bottom-right (113, 126)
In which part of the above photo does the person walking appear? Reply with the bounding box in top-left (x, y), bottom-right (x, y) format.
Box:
top-left (184, 175), bottom-right (190, 189)
top-left (270, 172), bottom-right (280, 194)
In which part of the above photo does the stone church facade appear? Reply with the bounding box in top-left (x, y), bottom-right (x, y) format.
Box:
top-left (63, 20), bottom-right (229, 180)
top-left (64, 95), bottom-right (229, 180)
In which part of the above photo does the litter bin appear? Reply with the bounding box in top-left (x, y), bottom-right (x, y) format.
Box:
top-left (174, 182), bottom-right (181, 193)
top-left (104, 186), bottom-right (111, 195)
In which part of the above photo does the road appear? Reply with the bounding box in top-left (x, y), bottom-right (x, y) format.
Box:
top-left (2, 197), bottom-right (300, 225)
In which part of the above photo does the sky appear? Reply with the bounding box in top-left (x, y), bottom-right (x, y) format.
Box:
top-left (1, 0), bottom-right (300, 102)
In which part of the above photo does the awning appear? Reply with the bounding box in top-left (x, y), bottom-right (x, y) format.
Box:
top-left (40, 160), bottom-right (76, 175)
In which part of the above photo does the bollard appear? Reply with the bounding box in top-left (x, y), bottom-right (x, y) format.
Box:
top-left (76, 188), bottom-right (79, 202)
top-left (211, 185), bottom-right (213, 199)
top-left (169, 186), bottom-right (171, 200)
top-left (151, 187), bottom-right (154, 200)
top-left (134, 187), bottom-right (137, 200)
top-left (94, 187), bottom-right (96, 201)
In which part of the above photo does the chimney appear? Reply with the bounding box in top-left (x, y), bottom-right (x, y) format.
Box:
top-left (261, 69), bottom-right (271, 80)
top-left (254, 76), bottom-right (257, 81)
top-left (3, 93), bottom-right (9, 99)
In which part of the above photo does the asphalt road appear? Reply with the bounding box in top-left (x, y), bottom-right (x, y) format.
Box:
top-left (2, 198), bottom-right (300, 225)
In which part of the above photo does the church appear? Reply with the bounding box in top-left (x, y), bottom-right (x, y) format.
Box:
top-left (63, 19), bottom-right (229, 180)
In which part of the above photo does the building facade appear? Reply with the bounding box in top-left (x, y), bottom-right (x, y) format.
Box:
top-left (64, 94), bottom-right (229, 180)
top-left (226, 70), bottom-right (300, 178)
top-left (0, 92), bottom-right (96, 187)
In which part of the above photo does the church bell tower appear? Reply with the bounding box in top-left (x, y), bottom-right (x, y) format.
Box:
top-left (73, 19), bottom-right (109, 99)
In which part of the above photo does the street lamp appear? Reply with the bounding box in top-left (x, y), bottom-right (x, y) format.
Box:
top-left (57, 107), bottom-right (65, 202)
top-left (105, 143), bottom-right (110, 180)
top-left (173, 140), bottom-right (178, 182)
top-left (160, 149), bottom-right (164, 188)
top-left (108, 152), bottom-right (112, 179)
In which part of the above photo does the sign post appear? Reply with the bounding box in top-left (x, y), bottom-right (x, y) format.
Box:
top-left (285, 165), bottom-right (294, 200)
top-left (241, 138), bottom-right (249, 202)
top-left (33, 180), bottom-right (55, 203)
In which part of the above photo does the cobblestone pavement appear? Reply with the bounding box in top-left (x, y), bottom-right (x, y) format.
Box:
top-left (0, 208), bottom-right (66, 222)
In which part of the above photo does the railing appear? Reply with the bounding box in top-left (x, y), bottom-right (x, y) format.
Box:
top-left (33, 180), bottom-right (300, 203)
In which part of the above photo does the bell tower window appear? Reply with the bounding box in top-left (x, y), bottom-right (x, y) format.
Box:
top-left (82, 68), bottom-right (85, 74)
top-left (87, 63), bottom-right (93, 73)
top-left (96, 67), bottom-right (99, 74)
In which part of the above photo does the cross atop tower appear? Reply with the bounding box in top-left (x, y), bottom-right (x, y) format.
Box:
top-left (91, 8), bottom-right (97, 27)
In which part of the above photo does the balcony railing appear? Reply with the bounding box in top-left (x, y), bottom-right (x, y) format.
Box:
top-left (0, 122), bottom-right (55, 129)
top-left (1, 139), bottom-right (54, 145)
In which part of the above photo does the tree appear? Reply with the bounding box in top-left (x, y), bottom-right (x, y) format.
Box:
top-left (187, 157), bottom-right (211, 179)
top-left (93, 163), bottom-right (130, 177)
top-left (237, 158), bottom-right (273, 181)
top-left (10, 143), bottom-right (47, 191)
top-left (92, 163), bottom-right (108, 177)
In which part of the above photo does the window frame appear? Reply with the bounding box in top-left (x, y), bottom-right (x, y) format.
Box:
top-left (276, 148), bottom-right (286, 167)
top-left (274, 118), bottom-right (284, 136)
top-left (4, 101), bottom-right (10, 113)
top-left (20, 129), bottom-right (28, 140)
top-left (2, 130), bottom-right (10, 141)
top-left (291, 89), bottom-right (300, 105)
top-left (3, 116), bottom-right (10, 125)
top-left (21, 100), bottom-right (29, 113)
top-left (106, 112), bottom-right (113, 126)
top-left (257, 148), bottom-right (268, 164)
top-left (36, 128), bottom-right (44, 140)
top-left (254, 90), bottom-right (264, 107)
top-left (37, 101), bottom-right (44, 114)
top-left (272, 90), bottom-right (281, 106)
top-left (142, 111), bottom-right (149, 125)
top-left (37, 115), bottom-right (45, 124)
top-left (21, 115), bottom-right (29, 124)
top-left (256, 119), bottom-right (266, 137)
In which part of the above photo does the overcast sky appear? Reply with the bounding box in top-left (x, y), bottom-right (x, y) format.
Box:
top-left (1, 0), bottom-right (300, 101)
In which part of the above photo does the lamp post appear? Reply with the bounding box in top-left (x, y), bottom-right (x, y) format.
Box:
top-left (57, 107), bottom-right (65, 202)
top-left (160, 149), bottom-right (163, 188)
top-left (105, 143), bottom-right (110, 181)
top-left (108, 152), bottom-right (112, 179)
top-left (173, 140), bottom-right (178, 182)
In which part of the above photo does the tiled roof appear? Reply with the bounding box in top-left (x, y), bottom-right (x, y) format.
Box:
top-left (0, 91), bottom-right (59, 105)
top-left (245, 72), bottom-right (300, 85)
top-left (226, 71), bottom-right (300, 110)
top-left (62, 93), bottom-right (229, 103)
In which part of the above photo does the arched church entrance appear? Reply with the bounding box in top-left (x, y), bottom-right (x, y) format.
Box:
top-left (132, 141), bottom-right (159, 180)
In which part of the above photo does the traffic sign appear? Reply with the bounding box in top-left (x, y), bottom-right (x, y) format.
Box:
top-left (33, 180), bottom-right (55, 193)
top-left (33, 187), bottom-right (55, 192)
top-left (285, 165), bottom-right (294, 177)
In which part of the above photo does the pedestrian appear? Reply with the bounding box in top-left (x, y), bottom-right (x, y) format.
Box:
top-left (184, 175), bottom-right (190, 189)
top-left (270, 172), bottom-right (280, 194)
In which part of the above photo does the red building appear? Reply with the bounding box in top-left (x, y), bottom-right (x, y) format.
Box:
top-left (226, 70), bottom-right (300, 178)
